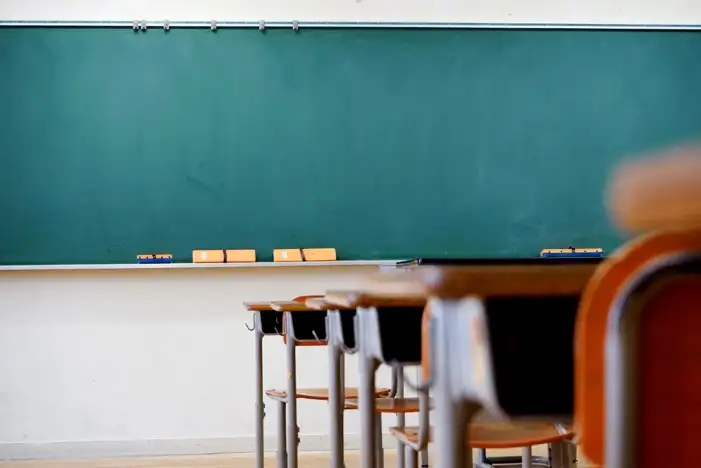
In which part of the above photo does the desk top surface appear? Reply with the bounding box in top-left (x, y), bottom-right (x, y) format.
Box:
top-left (324, 290), bottom-right (427, 308)
top-left (371, 261), bottom-right (600, 298)
top-left (270, 300), bottom-right (320, 312)
top-left (243, 301), bottom-right (276, 311)
top-left (305, 297), bottom-right (359, 310)
top-left (397, 257), bottom-right (604, 267)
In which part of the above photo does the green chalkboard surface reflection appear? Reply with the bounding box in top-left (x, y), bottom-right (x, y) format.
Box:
top-left (1, 27), bottom-right (700, 264)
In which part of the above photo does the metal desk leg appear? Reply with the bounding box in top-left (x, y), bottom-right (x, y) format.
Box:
top-left (419, 449), bottom-right (428, 468)
top-left (395, 371), bottom-right (405, 468)
top-left (433, 303), bottom-right (475, 468)
top-left (405, 445), bottom-right (418, 468)
top-left (549, 441), bottom-right (572, 468)
top-left (375, 412), bottom-right (384, 468)
top-left (254, 312), bottom-right (265, 468)
top-left (475, 449), bottom-right (486, 465)
top-left (522, 446), bottom-right (532, 468)
top-left (328, 313), bottom-right (344, 468)
top-left (358, 309), bottom-right (379, 468)
top-left (277, 400), bottom-right (288, 468)
top-left (285, 313), bottom-right (299, 468)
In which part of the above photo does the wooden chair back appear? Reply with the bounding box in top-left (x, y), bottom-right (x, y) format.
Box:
top-left (575, 229), bottom-right (701, 467)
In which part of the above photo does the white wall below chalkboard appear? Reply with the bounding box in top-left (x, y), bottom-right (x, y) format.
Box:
top-left (0, 0), bottom-right (700, 27)
top-left (0, 264), bottom-right (402, 459)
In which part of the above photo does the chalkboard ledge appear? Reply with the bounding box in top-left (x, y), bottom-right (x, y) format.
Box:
top-left (0, 260), bottom-right (401, 272)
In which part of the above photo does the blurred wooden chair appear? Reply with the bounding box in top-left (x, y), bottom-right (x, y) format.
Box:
top-left (576, 147), bottom-right (701, 468)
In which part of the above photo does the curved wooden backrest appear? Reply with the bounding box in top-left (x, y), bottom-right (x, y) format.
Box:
top-left (575, 229), bottom-right (701, 466)
top-left (608, 147), bottom-right (701, 232)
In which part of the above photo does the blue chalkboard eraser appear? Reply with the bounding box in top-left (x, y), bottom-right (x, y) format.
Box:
top-left (540, 248), bottom-right (603, 258)
top-left (137, 254), bottom-right (173, 264)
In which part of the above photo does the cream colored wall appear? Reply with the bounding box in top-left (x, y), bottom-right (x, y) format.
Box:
top-left (0, 266), bottom-right (401, 459)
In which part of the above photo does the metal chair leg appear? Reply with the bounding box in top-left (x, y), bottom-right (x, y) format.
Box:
top-left (375, 412), bottom-right (384, 468)
top-left (395, 370), bottom-right (405, 468)
top-left (405, 446), bottom-right (418, 468)
top-left (358, 308), bottom-right (379, 468)
top-left (276, 400), bottom-right (287, 468)
top-left (285, 313), bottom-right (299, 468)
top-left (254, 312), bottom-right (265, 468)
top-left (328, 314), bottom-right (344, 468)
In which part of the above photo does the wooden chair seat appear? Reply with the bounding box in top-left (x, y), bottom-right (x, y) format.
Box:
top-left (390, 422), bottom-right (574, 449)
top-left (265, 387), bottom-right (391, 401)
top-left (344, 397), bottom-right (424, 413)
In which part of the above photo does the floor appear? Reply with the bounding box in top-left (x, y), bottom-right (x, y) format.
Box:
top-left (0, 447), bottom-right (596, 467)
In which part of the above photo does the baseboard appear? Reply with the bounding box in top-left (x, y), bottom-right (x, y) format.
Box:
top-left (0, 433), bottom-right (399, 460)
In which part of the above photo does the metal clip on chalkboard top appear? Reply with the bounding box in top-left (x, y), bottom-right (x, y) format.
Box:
top-left (131, 20), bottom-right (148, 31)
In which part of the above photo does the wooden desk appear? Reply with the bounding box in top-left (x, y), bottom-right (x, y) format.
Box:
top-left (268, 299), bottom-right (328, 468)
top-left (308, 295), bottom-right (411, 468)
top-left (264, 297), bottom-right (392, 468)
top-left (366, 260), bottom-right (598, 468)
top-left (244, 301), bottom-right (282, 468)
top-left (324, 290), bottom-right (425, 308)
top-left (396, 257), bottom-right (601, 268)
top-left (369, 260), bottom-right (600, 297)
top-left (325, 291), bottom-right (427, 468)
top-left (245, 297), bottom-right (327, 468)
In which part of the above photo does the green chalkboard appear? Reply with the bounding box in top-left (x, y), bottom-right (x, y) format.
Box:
top-left (1, 27), bottom-right (700, 264)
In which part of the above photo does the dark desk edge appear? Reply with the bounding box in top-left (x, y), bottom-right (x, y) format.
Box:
top-left (396, 257), bottom-right (606, 267)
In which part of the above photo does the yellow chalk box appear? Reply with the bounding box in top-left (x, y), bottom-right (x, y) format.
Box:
top-left (192, 249), bottom-right (256, 263)
top-left (302, 248), bottom-right (336, 261)
top-left (273, 249), bottom-right (304, 262)
top-left (273, 248), bottom-right (337, 262)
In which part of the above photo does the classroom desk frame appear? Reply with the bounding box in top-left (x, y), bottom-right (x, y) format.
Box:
top-left (246, 301), bottom-right (329, 468)
top-left (437, 299), bottom-right (564, 468)
top-left (246, 304), bottom-right (285, 468)
top-left (367, 264), bottom-right (594, 468)
top-left (325, 292), bottom-right (426, 468)
top-left (326, 308), bottom-right (358, 468)
top-left (273, 304), bottom-right (329, 468)
top-left (433, 302), bottom-right (576, 468)
top-left (314, 303), bottom-right (405, 468)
